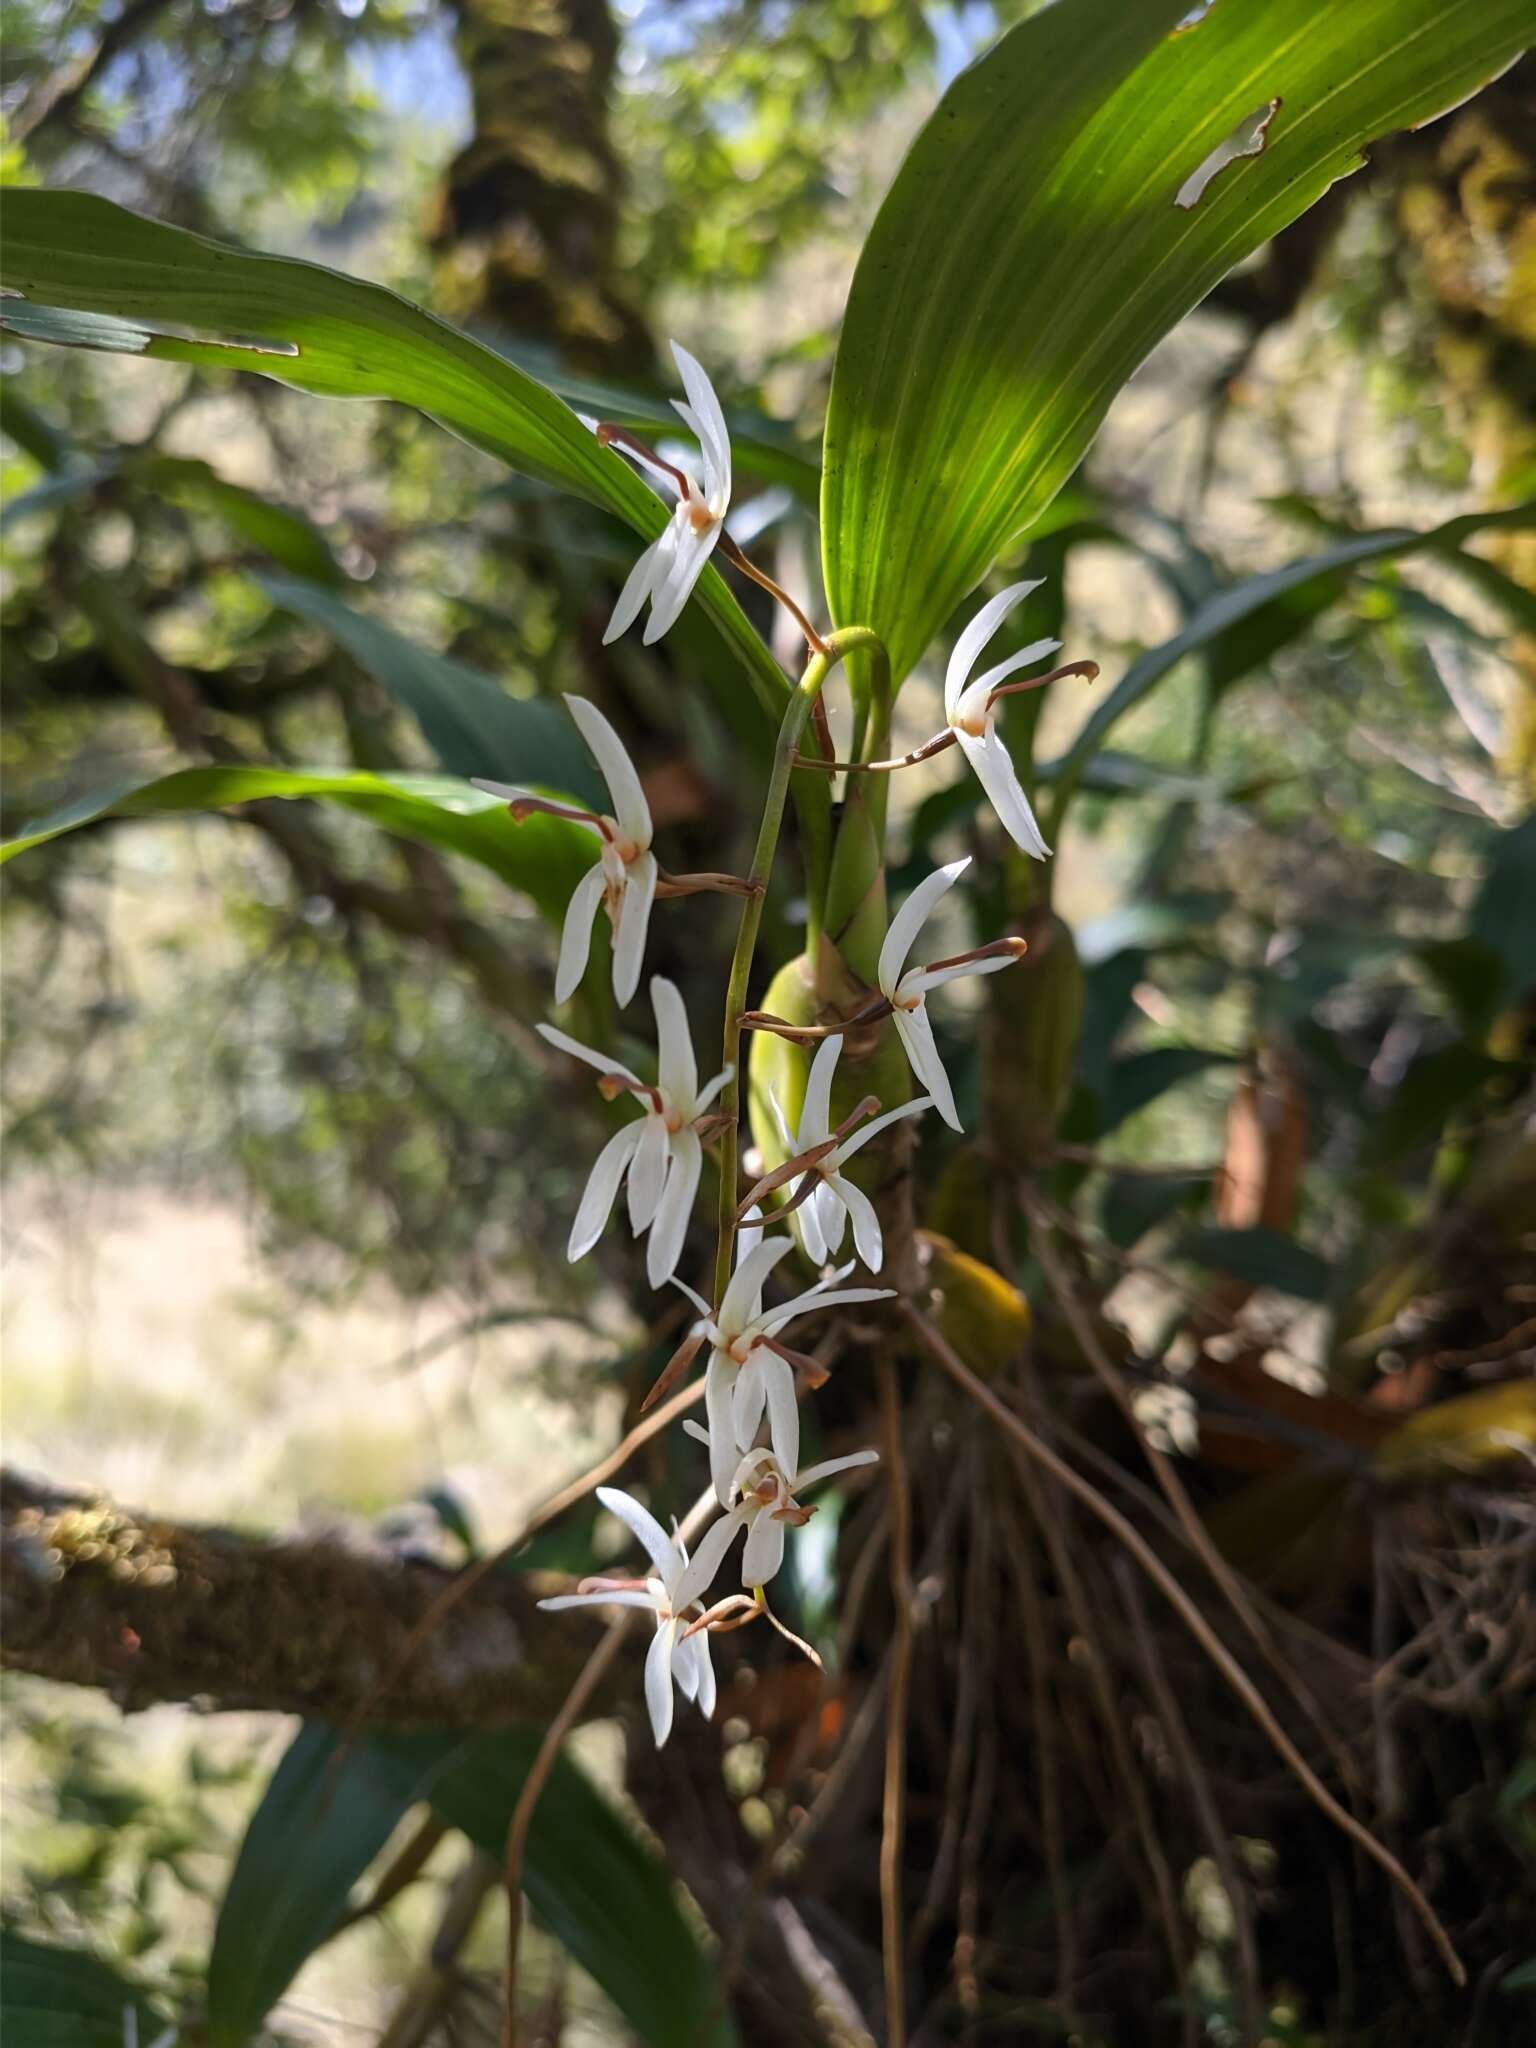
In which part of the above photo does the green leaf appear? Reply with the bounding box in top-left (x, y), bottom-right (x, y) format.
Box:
top-left (0, 1927), bottom-right (167, 2048)
top-left (0, 189), bottom-right (795, 731)
top-left (1368, 1043), bottom-right (1509, 1164)
top-left (141, 458), bottom-right (347, 586)
top-left (822, 0), bottom-right (1530, 680)
top-left (206, 1724), bottom-right (422, 2048)
top-left (379, 1730), bottom-right (738, 2048)
top-left (1472, 811), bottom-right (1536, 1002)
top-left (256, 574), bottom-right (604, 801)
top-left (1177, 1226), bottom-right (1332, 1302)
top-left (0, 765), bottom-right (594, 924)
top-left (1047, 507), bottom-right (1536, 822)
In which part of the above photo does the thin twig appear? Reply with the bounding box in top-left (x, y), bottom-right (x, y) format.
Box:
top-left (335, 1373), bottom-right (706, 1763)
top-left (501, 1617), bottom-right (632, 2047)
top-left (877, 1360), bottom-right (913, 2047)
top-left (1025, 1196), bottom-right (1364, 1795)
top-left (1115, 1557), bottom-right (1265, 2045)
top-left (901, 1299), bottom-right (1467, 1986)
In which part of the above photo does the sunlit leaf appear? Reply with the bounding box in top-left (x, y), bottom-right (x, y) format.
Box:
top-left (823, 0), bottom-right (1530, 680)
top-left (0, 765), bottom-right (594, 923)
top-left (0, 190), bottom-right (796, 732)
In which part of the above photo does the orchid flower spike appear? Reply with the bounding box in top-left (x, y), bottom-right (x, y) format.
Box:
top-left (682, 1438), bottom-right (879, 1590)
top-left (767, 1034), bottom-right (932, 1272)
top-left (474, 695), bottom-right (655, 1008)
top-left (604, 341), bottom-right (732, 648)
top-left (945, 579), bottom-right (1061, 860)
top-left (538, 976), bottom-right (731, 1286)
top-left (674, 1236), bottom-right (893, 1506)
top-left (877, 857), bottom-right (1026, 1132)
top-left (537, 1485), bottom-right (741, 1748)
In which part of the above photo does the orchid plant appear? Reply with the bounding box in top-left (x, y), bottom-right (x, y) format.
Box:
top-left (497, 347), bottom-right (1092, 1748)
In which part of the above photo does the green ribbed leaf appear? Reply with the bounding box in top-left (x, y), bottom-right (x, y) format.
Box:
top-left (0, 766), bottom-right (593, 924)
top-left (0, 190), bottom-right (793, 729)
top-left (823, 0), bottom-right (1528, 681)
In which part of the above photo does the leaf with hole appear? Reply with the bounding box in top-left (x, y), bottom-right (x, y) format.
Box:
top-left (822, 0), bottom-right (1531, 683)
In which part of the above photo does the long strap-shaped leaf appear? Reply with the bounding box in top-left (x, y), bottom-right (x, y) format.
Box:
top-left (822, 0), bottom-right (1529, 681)
top-left (0, 189), bottom-right (792, 727)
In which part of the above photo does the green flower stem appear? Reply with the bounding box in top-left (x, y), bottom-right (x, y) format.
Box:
top-left (713, 625), bottom-right (888, 1302)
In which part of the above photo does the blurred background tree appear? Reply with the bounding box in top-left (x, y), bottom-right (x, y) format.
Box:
top-left (2, 6), bottom-right (1533, 2045)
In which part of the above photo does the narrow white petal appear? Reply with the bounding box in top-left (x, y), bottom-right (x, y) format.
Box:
top-left (831, 1172), bottom-right (884, 1273)
top-left (671, 1626), bottom-right (701, 1702)
top-left (764, 1355), bottom-right (800, 1478)
top-left (611, 849), bottom-right (658, 1009)
top-left (673, 1504), bottom-right (745, 1609)
top-left (719, 1236), bottom-right (796, 1335)
top-left (800, 1033), bottom-right (841, 1144)
top-left (972, 636), bottom-right (1062, 699)
top-left (644, 1621), bottom-right (676, 1747)
top-left (831, 1096), bottom-right (934, 1162)
top-left (737, 1204), bottom-right (763, 1263)
top-left (671, 400), bottom-right (719, 507)
top-left (956, 729), bottom-right (1051, 859)
top-left (741, 1510), bottom-right (786, 1588)
top-left (670, 341), bottom-right (732, 504)
top-left (732, 1358), bottom-right (768, 1451)
top-left (627, 1110), bottom-right (670, 1233)
top-left (693, 1063), bottom-right (734, 1114)
top-left (647, 1125), bottom-right (701, 1286)
top-left (705, 1354), bottom-right (741, 1507)
top-left (943, 579), bottom-right (1044, 718)
top-left (797, 1447), bottom-right (880, 1489)
top-left (643, 519), bottom-right (722, 644)
top-left (764, 1281), bottom-right (894, 1333)
top-left (904, 954), bottom-right (1020, 996)
top-left (565, 695), bottom-right (652, 848)
top-left (604, 536), bottom-right (664, 646)
top-left (538, 1589), bottom-right (658, 1613)
top-left (569, 1120), bottom-right (643, 1261)
top-left (537, 1021), bottom-right (640, 1087)
top-left (554, 860), bottom-right (606, 1004)
top-left (597, 1485), bottom-right (682, 1580)
top-left (651, 975), bottom-right (698, 1109)
top-left (692, 1621), bottom-right (717, 1718)
top-left (671, 1279), bottom-right (713, 1324)
top-left (878, 858), bottom-right (970, 997)
top-left (817, 1181), bottom-right (848, 1258)
top-left (893, 1005), bottom-right (961, 1131)
top-left (793, 1176), bottom-right (829, 1266)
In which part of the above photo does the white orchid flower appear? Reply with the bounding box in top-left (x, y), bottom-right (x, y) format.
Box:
top-left (674, 1237), bottom-right (893, 1506)
top-left (538, 976), bottom-right (730, 1286)
top-left (766, 1034), bottom-right (932, 1273)
top-left (682, 1439), bottom-right (879, 1591)
top-left (537, 1485), bottom-right (740, 1748)
top-left (603, 341), bottom-right (732, 648)
top-left (474, 694), bottom-right (655, 1009)
top-left (945, 579), bottom-right (1062, 860)
top-left (877, 857), bottom-right (1025, 1133)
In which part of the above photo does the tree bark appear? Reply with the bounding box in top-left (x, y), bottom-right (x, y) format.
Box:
top-left (1, 1467), bottom-right (605, 1728)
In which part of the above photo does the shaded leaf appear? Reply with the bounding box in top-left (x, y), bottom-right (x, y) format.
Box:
top-left (0, 765), bottom-right (594, 924)
top-left (0, 1927), bottom-right (166, 2048)
top-left (206, 1724), bottom-right (421, 2048)
top-left (257, 575), bottom-right (604, 802)
top-left (376, 1731), bottom-right (739, 2047)
top-left (1178, 1226), bottom-right (1332, 1302)
top-left (1048, 508), bottom-right (1536, 819)
top-left (1102, 1047), bottom-right (1238, 1134)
